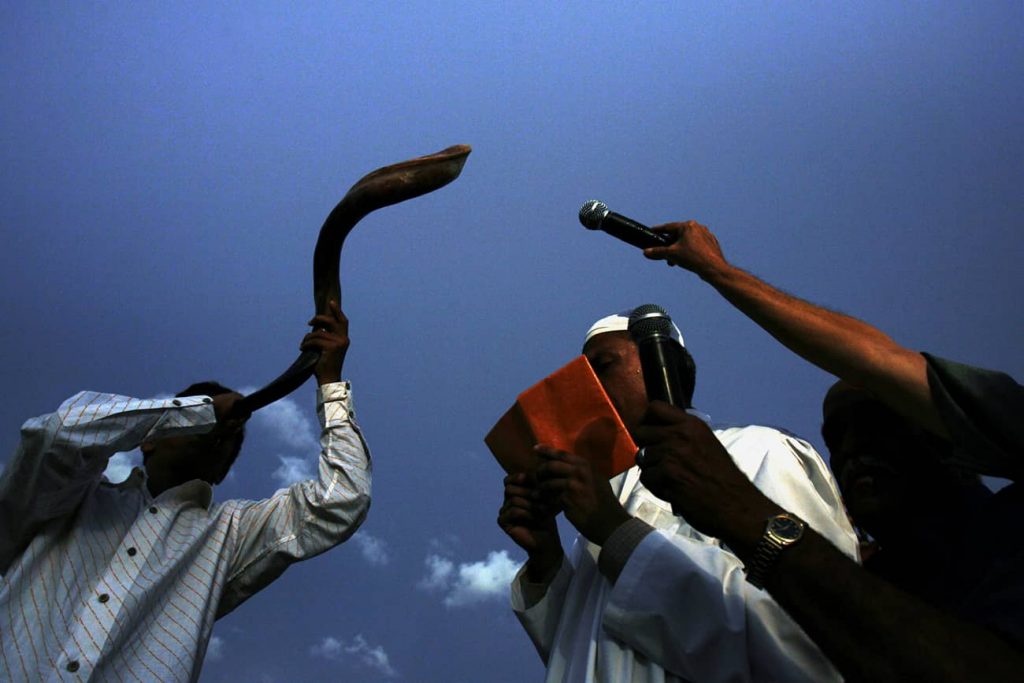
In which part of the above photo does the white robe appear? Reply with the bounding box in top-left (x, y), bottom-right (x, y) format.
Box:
top-left (511, 424), bottom-right (858, 682)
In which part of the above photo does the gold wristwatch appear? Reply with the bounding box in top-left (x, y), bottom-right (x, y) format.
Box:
top-left (745, 512), bottom-right (805, 589)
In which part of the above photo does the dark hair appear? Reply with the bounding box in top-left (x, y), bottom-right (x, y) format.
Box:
top-left (176, 381), bottom-right (246, 482)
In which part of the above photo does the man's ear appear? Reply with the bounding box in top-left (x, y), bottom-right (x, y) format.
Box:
top-left (140, 442), bottom-right (155, 455)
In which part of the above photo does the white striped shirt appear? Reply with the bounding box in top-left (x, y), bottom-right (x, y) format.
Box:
top-left (0, 382), bottom-right (371, 682)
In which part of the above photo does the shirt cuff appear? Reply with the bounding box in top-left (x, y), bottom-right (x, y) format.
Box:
top-left (598, 517), bottom-right (656, 583)
top-left (318, 381), bottom-right (355, 423)
top-left (157, 395), bottom-right (218, 431)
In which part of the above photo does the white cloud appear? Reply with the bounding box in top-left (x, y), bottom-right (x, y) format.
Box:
top-left (418, 550), bottom-right (521, 608)
top-left (310, 635), bottom-right (397, 678)
top-left (243, 391), bottom-right (317, 449)
top-left (206, 635), bottom-right (225, 661)
top-left (417, 554), bottom-right (454, 591)
top-left (104, 449), bottom-right (142, 483)
top-left (240, 388), bottom-right (321, 489)
top-left (353, 533), bottom-right (390, 566)
top-left (271, 455), bottom-right (315, 487)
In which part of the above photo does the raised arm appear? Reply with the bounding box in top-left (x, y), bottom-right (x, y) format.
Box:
top-left (644, 221), bottom-right (943, 436)
top-left (0, 391), bottom-right (218, 573)
top-left (217, 301), bottom-right (372, 616)
top-left (499, 470), bottom-right (569, 662)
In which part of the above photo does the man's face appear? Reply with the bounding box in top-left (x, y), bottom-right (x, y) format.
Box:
top-left (583, 331), bottom-right (648, 436)
top-left (822, 387), bottom-right (924, 535)
top-left (142, 429), bottom-right (241, 486)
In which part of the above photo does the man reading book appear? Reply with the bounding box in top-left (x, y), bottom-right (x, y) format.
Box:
top-left (497, 308), bottom-right (857, 682)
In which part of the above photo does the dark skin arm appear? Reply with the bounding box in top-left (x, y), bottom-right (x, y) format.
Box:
top-left (534, 445), bottom-right (632, 547)
top-left (497, 444), bottom-right (634, 584)
top-left (643, 221), bottom-right (944, 437)
top-left (301, 299), bottom-right (350, 386)
top-left (635, 400), bottom-right (1024, 683)
top-left (210, 392), bottom-right (248, 433)
top-left (497, 471), bottom-right (564, 582)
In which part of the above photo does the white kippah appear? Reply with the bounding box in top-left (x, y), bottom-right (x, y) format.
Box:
top-left (584, 309), bottom-right (685, 347)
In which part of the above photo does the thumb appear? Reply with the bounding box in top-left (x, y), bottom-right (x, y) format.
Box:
top-left (643, 246), bottom-right (670, 261)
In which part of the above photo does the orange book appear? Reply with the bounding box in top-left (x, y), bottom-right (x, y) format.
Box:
top-left (485, 355), bottom-right (638, 479)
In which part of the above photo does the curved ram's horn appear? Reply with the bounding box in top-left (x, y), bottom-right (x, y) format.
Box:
top-left (237, 144), bottom-right (471, 414)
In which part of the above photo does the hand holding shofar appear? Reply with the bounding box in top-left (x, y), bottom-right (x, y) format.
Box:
top-left (235, 144), bottom-right (472, 416)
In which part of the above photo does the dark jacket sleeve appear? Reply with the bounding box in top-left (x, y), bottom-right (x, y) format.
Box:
top-left (923, 353), bottom-right (1024, 481)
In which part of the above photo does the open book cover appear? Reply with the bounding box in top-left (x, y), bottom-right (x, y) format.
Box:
top-left (485, 355), bottom-right (638, 479)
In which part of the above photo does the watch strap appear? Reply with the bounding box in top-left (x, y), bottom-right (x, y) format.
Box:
top-left (745, 513), bottom-right (805, 589)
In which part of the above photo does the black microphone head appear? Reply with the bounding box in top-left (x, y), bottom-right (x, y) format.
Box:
top-left (579, 200), bottom-right (610, 230)
top-left (628, 304), bottom-right (676, 342)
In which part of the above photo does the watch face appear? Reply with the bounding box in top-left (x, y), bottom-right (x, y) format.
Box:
top-left (769, 515), bottom-right (805, 542)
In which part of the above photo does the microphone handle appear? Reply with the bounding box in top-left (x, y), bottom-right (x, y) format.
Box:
top-left (601, 211), bottom-right (674, 250)
top-left (636, 336), bottom-right (686, 407)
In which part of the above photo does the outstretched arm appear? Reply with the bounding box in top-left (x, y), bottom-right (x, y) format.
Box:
top-left (644, 221), bottom-right (943, 436)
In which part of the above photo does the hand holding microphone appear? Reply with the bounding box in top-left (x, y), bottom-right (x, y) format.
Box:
top-left (579, 202), bottom-right (730, 280)
top-left (640, 220), bottom-right (731, 280)
top-left (579, 201), bottom-right (673, 250)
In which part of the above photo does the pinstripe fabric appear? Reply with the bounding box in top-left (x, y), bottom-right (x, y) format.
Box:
top-left (0, 382), bottom-right (371, 682)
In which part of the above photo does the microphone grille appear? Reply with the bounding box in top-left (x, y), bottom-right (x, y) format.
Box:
top-left (579, 200), bottom-right (609, 230)
top-left (628, 303), bottom-right (674, 339)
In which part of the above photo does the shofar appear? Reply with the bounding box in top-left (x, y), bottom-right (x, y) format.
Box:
top-left (237, 144), bottom-right (471, 414)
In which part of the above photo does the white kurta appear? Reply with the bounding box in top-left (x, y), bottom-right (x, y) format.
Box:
top-left (512, 424), bottom-right (858, 683)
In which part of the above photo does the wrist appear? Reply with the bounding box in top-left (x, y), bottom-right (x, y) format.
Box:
top-left (697, 259), bottom-right (736, 287)
top-left (588, 506), bottom-right (632, 547)
top-left (525, 549), bottom-right (563, 583)
top-left (315, 371), bottom-right (342, 386)
top-left (717, 496), bottom-right (783, 563)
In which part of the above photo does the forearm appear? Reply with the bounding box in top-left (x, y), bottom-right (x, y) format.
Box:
top-left (219, 381), bottom-right (370, 615)
top-left (706, 434), bottom-right (1010, 680)
top-left (751, 528), bottom-right (1023, 683)
top-left (524, 548), bottom-right (565, 583)
top-left (304, 380), bottom-right (372, 529)
top-left (602, 526), bottom-right (841, 682)
top-left (511, 552), bottom-right (574, 663)
top-left (701, 263), bottom-right (943, 434)
top-left (0, 391), bottom-right (216, 570)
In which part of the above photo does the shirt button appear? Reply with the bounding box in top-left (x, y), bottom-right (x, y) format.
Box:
top-left (149, 506), bottom-right (158, 514)
top-left (172, 399), bottom-right (182, 406)
top-left (66, 660), bottom-right (80, 673)
top-left (127, 547), bottom-right (137, 556)
top-left (98, 593), bottom-right (110, 604)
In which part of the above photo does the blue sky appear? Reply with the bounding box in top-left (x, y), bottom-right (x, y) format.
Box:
top-left (1, 3), bottom-right (1021, 681)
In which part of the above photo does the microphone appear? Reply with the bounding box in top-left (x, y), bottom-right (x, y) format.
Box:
top-left (579, 200), bottom-right (673, 250)
top-left (628, 304), bottom-right (687, 408)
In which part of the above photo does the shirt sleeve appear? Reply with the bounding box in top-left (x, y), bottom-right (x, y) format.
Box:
top-left (601, 427), bottom-right (858, 682)
top-left (217, 381), bottom-right (372, 617)
top-left (0, 391), bottom-right (216, 573)
top-left (510, 555), bottom-right (574, 663)
top-left (923, 353), bottom-right (1024, 481)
